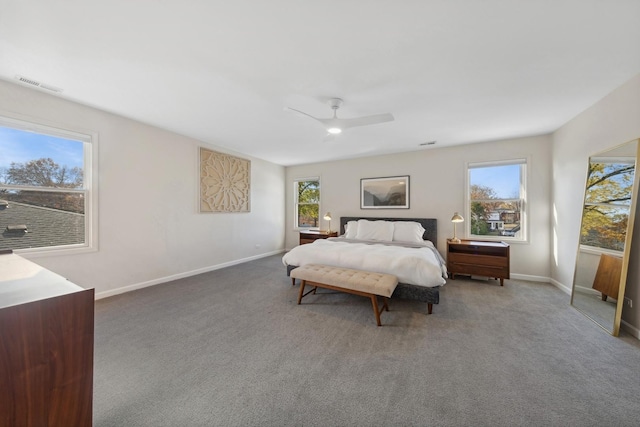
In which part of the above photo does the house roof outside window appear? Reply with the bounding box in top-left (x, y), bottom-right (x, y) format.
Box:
top-left (0, 200), bottom-right (84, 251)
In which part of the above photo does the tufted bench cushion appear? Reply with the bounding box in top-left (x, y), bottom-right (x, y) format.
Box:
top-left (290, 264), bottom-right (398, 326)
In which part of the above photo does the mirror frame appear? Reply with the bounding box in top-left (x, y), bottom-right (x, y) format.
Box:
top-left (570, 138), bottom-right (640, 336)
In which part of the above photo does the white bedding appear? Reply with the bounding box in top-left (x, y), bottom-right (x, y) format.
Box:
top-left (282, 238), bottom-right (447, 288)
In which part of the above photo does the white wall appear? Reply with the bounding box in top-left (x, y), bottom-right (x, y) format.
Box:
top-left (285, 134), bottom-right (552, 280)
top-left (552, 73), bottom-right (640, 333)
top-left (0, 80), bottom-right (286, 298)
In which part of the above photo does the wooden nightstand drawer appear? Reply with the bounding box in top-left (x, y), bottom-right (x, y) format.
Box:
top-left (448, 253), bottom-right (508, 267)
top-left (447, 239), bottom-right (510, 285)
top-left (299, 230), bottom-right (338, 245)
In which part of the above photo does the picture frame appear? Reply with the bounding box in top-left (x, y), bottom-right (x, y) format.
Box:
top-left (360, 175), bottom-right (410, 209)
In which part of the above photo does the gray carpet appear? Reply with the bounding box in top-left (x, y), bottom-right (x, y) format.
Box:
top-left (94, 254), bottom-right (640, 426)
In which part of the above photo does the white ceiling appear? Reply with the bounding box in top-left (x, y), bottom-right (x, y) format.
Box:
top-left (1, 1), bottom-right (639, 166)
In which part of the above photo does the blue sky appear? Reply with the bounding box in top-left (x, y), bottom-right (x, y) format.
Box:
top-left (470, 164), bottom-right (520, 198)
top-left (0, 126), bottom-right (84, 170)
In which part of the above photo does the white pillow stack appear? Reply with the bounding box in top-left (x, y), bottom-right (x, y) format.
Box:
top-left (392, 221), bottom-right (426, 244)
top-left (344, 220), bottom-right (359, 239)
top-left (342, 220), bottom-right (426, 243)
top-left (355, 219), bottom-right (395, 241)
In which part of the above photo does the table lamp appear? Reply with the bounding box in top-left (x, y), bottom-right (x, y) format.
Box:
top-left (451, 212), bottom-right (464, 243)
top-left (323, 212), bottom-right (332, 234)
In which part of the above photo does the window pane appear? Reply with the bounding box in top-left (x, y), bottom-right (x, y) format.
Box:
top-left (470, 164), bottom-right (520, 199)
top-left (470, 201), bottom-right (521, 238)
top-left (585, 162), bottom-right (635, 206)
top-left (298, 180), bottom-right (319, 203)
top-left (295, 179), bottom-right (319, 229)
top-left (468, 162), bottom-right (524, 240)
top-left (1, 120), bottom-right (90, 252)
top-left (0, 126), bottom-right (84, 189)
top-left (297, 203), bottom-right (318, 228)
top-left (0, 191), bottom-right (85, 251)
top-left (580, 204), bottom-right (629, 251)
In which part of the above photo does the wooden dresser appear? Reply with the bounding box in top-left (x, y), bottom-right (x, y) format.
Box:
top-left (299, 230), bottom-right (338, 245)
top-left (0, 251), bottom-right (94, 427)
top-left (447, 239), bottom-right (510, 286)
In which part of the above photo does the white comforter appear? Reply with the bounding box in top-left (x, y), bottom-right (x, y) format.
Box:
top-left (282, 238), bottom-right (447, 288)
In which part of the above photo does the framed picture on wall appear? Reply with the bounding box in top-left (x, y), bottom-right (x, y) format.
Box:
top-left (361, 175), bottom-right (409, 209)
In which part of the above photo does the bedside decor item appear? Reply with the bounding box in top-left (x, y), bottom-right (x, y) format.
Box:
top-left (450, 212), bottom-right (464, 243)
top-left (361, 176), bottom-right (409, 209)
top-left (323, 212), bottom-right (332, 233)
top-left (200, 147), bottom-right (250, 213)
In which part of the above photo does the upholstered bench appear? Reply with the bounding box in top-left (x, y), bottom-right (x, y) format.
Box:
top-left (290, 264), bottom-right (398, 326)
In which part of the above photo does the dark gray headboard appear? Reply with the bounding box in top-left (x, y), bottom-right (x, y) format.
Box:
top-left (340, 217), bottom-right (437, 244)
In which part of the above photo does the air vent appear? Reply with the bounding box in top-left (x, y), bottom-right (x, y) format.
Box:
top-left (5, 224), bottom-right (28, 233)
top-left (15, 75), bottom-right (63, 93)
top-left (419, 141), bottom-right (437, 146)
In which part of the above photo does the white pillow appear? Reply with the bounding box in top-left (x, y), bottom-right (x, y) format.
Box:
top-left (355, 220), bottom-right (394, 241)
top-left (392, 221), bottom-right (426, 244)
top-left (344, 220), bottom-right (358, 239)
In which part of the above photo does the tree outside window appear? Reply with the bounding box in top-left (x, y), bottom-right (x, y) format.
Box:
top-left (580, 160), bottom-right (635, 251)
top-left (295, 179), bottom-right (319, 228)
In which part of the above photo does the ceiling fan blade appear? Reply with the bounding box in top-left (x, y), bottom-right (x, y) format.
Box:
top-left (339, 113), bottom-right (395, 130)
top-left (284, 107), bottom-right (323, 123)
top-left (318, 113), bottom-right (394, 130)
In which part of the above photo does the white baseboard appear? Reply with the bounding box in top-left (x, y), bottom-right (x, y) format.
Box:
top-left (621, 320), bottom-right (640, 339)
top-left (95, 249), bottom-right (285, 300)
top-left (548, 278), bottom-right (572, 295)
top-left (510, 273), bottom-right (550, 283)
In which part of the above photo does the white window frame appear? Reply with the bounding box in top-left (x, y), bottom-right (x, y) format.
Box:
top-left (0, 115), bottom-right (98, 256)
top-left (293, 176), bottom-right (320, 230)
top-left (465, 158), bottom-right (527, 242)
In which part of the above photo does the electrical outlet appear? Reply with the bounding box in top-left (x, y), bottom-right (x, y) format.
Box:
top-left (624, 297), bottom-right (632, 308)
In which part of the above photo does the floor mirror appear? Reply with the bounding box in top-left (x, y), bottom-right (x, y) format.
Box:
top-left (570, 138), bottom-right (640, 336)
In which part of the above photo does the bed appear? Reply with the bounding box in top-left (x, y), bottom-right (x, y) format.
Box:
top-left (282, 217), bottom-right (447, 313)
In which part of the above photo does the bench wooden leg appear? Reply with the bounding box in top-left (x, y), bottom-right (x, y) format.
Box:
top-left (371, 295), bottom-right (382, 326)
top-left (427, 303), bottom-right (433, 314)
top-left (297, 280), bottom-right (306, 304)
top-left (291, 277), bottom-right (296, 286)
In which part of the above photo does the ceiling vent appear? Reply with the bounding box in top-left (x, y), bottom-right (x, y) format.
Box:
top-left (15, 75), bottom-right (63, 93)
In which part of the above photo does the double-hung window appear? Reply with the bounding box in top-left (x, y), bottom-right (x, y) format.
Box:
top-left (467, 159), bottom-right (526, 241)
top-left (0, 116), bottom-right (96, 253)
top-left (294, 177), bottom-right (320, 229)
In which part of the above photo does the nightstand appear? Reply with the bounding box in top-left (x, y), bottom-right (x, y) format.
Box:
top-left (299, 230), bottom-right (338, 245)
top-left (447, 239), bottom-right (510, 285)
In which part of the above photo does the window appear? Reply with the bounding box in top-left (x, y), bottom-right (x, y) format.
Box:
top-left (294, 178), bottom-right (320, 229)
top-left (580, 157), bottom-right (635, 252)
top-left (0, 116), bottom-right (96, 253)
top-left (467, 159), bottom-right (526, 241)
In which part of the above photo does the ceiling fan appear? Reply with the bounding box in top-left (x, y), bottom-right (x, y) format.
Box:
top-left (286, 98), bottom-right (394, 136)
